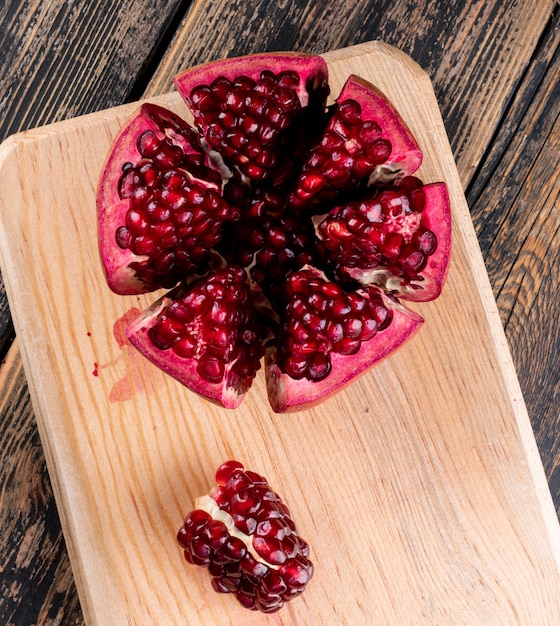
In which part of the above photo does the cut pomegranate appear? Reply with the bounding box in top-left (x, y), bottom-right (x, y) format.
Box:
top-left (177, 460), bottom-right (313, 613)
top-left (316, 176), bottom-right (451, 302)
top-left (289, 74), bottom-right (423, 210)
top-left (174, 52), bottom-right (330, 186)
top-left (266, 266), bottom-right (423, 412)
top-left (97, 52), bottom-right (452, 412)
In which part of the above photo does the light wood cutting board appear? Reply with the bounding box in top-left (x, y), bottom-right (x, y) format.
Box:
top-left (1, 41), bottom-right (559, 625)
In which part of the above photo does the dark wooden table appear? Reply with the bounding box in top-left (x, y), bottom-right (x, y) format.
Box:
top-left (1, 1), bottom-right (559, 623)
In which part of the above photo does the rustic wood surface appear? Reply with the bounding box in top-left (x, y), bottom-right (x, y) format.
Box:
top-left (0, 1), bottom-right (559, 624)
top-left (1, 41), bottom-right (559, 625)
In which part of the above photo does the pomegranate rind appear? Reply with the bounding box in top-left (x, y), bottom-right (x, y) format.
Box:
top-left (266, 301), bottom-right (423, 413)
top-left (125, 288), bottom-right (248, 409)
top-left (174, 52), bottom-right (329, 109)
top-left (396, 182), bottom-right (451, 301)
top-left (97, 105), bottom-right (160, 294)
top-left (340, 75), bottom-right (423, 183)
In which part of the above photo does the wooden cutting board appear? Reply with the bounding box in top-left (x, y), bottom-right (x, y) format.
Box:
top-left (1, 41), bottom-right (559, 625)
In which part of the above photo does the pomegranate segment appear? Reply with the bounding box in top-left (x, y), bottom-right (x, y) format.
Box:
top-left (289, 74), bottom-right (423, 210)
top-left (266, 267), bottom-right (423, 413)
top-left (125, 267), bottom-right (266, 409)
top-left (97, 103), bottom-right (235, 295)
top-left (177, 460), bottom-right (313, 613)
top-left (97, 52), bottom-right (452, 412)
top-left (174, 52), bottom-right (330, 186)
top-left (317, 177), bottom-right (452, 301)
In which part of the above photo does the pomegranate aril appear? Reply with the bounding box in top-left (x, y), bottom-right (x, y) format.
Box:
top-left (225, 469), bottom-right (253, 493)
top-left (415, 227), bottom-right (437, 255)
top-left (190, 536), bottom-right (212, 563)
top-left (307, 353), bottom-right (332, 380)
top-left (338, 98), bottom-right (362, 125)
top-left (222, 536), bottom-right (247, 562)
top-left (215, 460), bottom-right (243, 486)
top-left (137, 130), bottom-right (160, 157)
top-left (202, 520), bottom-right (229, 549)
top-left (280, 556), bottom-right (313, 589)
top-left (230, 489), bottom-right (261, 516)
top-left (252, 536), bottom-right (287, 565)
top-left (233, 514), bottom-right (257, 535)
top-left (366, 138), bottom-right (392, 163)
top-left (256, 517), bottom-right (289, 540)
top-left (185, 509), bottom-right (212, 529)
top-left (262, 569), bottom-right (288, 595)
top-left (211, 577), bottom-right (234, 593)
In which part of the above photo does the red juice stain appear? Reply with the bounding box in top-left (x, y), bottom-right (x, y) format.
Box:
top-left (112, 307), bottom-right (142, 348)
top-left (92, 307), bottom-right (162, 402)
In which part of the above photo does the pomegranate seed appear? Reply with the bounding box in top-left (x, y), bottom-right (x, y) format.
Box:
top-left (137, 130), bottom-right (160, 157)
top-left (231, 489), bottom-right (261, 516)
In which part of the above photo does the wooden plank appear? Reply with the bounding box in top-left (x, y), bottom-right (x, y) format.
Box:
top-left (1, 41), bottom-right (559, 625)
top-left (0, 0), bottom-right (188, 138)
top-left (0, 339), bottom-right (82, 625)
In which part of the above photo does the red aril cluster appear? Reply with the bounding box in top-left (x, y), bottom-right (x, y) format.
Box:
top-left (126, 267), bottom-right (267, 407)
top-left (97, 52), bottom-right (452, 412)
top-left (177, 460), bottom-right (313, 613)
top-left (317, 176), bottom-right (441, 285)
top-left (277, 268), bottom-right (393, 381)
top-left (189, 71), bottom-right (303, 183)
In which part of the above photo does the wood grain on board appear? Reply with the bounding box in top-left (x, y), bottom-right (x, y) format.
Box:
top-left (1, 42), bottom-right (559, 625)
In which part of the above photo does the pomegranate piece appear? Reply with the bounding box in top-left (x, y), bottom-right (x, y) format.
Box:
top-left (125, 266), bottom-right (267, 409)
top-left (266, 266), bottom-right (423, 412)
top-left (317, 176), bottom-right (452, 301)
top-left (97, 103), bottom-right (236, 295)
top-left (289, 74), bottom-right (423, 210)
top-left (97, 52), bottom-right (452, 412)
top-left (177, 460), bottom-right (313, 613)
top-left (175, 52), bottom-right (330, 186)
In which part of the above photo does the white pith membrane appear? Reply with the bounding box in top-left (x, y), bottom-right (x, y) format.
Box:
top-left (195, 493), bottom-right (281, 570)
top-left (345, 266), bottom-right (436, 298)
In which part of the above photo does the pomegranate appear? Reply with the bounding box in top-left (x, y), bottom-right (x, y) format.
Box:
top-left (97, 52), bottom-right (451, 412)
top-left (177, 460), bottom-right (313, 613)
